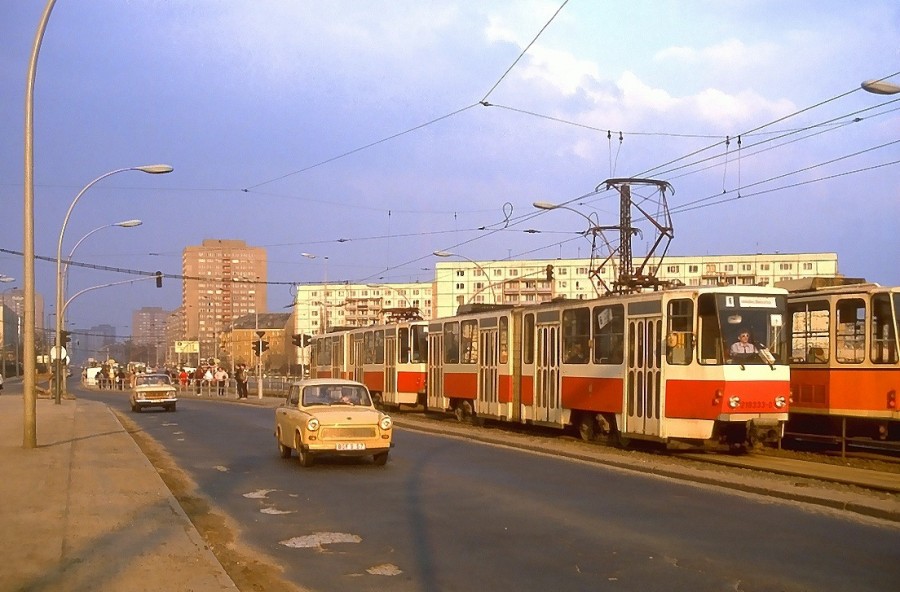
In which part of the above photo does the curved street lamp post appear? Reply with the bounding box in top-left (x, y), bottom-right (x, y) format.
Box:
top-left (54, 165), bottom-right (171, 404)
top-left (433, 250), bottom-right (499, 304)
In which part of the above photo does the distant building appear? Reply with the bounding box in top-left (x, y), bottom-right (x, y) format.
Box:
top-left (431, 252), bottom-right (839, 318)
top-left (222, 312), bottom-right (291, 373)
top-left (182, 239), bottom-right (267, 363)
top-left (84, 324), bottom-right (117, 361)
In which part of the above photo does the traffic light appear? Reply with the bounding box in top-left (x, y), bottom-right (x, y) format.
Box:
top-left (253, 340), bottom-right (270, 356)
top-left (155, 271), bottom-right (163, 288)
top-left (546, 264), bottom-right (554, 281)
top-left (292, 333), bottom-right (312, 348)
top-left (60, 330), bottom-right (71, 344)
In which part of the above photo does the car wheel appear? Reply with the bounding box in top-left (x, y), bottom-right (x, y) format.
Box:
top-left (295, 433), bottom-right (314, 467)
top-left (373, 451), bottom-right (389, 466)
top-left (132, 405), bottom-right (141, 413)
top-left (170, 403), bottom-right (177, 412)
top-left (277, 430), bottom-right (292, 458)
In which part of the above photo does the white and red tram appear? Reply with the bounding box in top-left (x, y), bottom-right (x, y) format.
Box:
top-left (785, 280), bottom-right (899, 444)
top-left (311, 320), bottom-right (429, 408)
top-left (427, 286), bottom-right (791, 448)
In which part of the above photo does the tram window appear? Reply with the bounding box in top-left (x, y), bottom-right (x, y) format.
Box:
top-left (593, 304), bottom-right (624, 364)
top-left (411, 325), bottom-right (428, 363)
top-left (499, 317), bottom-right (509, 364)
top-left (667, 298), bottom-right (694, 365)
top-left (399, 328), bottom-right (410, 363)
top-left (364, 331), bottom-right (375, 364)
top-left (871, 294), bottom-right (898, 364)
top-left (789, 300), bottom-right (829, 364)
top-left (562, 307), bottom-right (590, 364)
top-left (444, 322), bottom-right (460, 364)
top-left (835, 298), bottom-right (865, 364)
top-left (461, 319), bottom-right (478, 364)
top-left (374, 330), bottom-right (385, 364)
top-left (318, 339), bottom-right (331, 366)
top-left (523, 314), bottom-right (535, 365)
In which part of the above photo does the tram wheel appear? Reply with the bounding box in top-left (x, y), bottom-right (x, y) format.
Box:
top-left (454, 400), bottom-right (473, 423)
top-left (577, 414), bottom-right (596, 442)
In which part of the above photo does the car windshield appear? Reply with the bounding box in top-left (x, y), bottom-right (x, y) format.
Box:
top-left (136, 375), bottom-right (171, 386)
top-left (302, 384), bottom-right (371, 406)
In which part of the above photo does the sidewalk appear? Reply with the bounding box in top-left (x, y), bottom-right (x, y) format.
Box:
top-left (0, 385), bottom-right (237, 592)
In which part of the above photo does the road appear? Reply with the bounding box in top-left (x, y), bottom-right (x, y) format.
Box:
top-left (79, 384), bottom-right (900, 592)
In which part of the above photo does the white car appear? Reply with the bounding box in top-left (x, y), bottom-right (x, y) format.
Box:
top-left (130, 373), bottom-right (177, 412)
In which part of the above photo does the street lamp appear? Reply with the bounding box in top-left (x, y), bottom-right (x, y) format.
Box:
top-left (54, 165), bottom-right (172, 404)
top-left (433, 250), bottom-right (499, 303)
top-left (861, 79), bottom-right (900, 95)
top-left (65, 219), bottom-right (142, 294)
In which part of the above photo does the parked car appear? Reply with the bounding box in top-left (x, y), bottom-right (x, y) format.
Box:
top-left (274, 378), bottom-right (393, 467)
top-left (130, 373), bottom-right (177, 412)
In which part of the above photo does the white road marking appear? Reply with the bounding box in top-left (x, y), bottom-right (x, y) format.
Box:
top-left (243, 489), bottom-right (276, 499)
top-left (214, 465), bottom-right (229, 472)
top-left (261, 507), bottom-right (294, 515)
top-left (367, 563), bottom-right (402, 576)
top-left (279, 532), bottom-right (362, 549)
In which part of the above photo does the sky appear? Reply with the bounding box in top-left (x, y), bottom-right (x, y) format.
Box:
top-left (1, 0), bottom-right (899, 337)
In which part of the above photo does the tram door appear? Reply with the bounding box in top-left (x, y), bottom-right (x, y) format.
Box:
top-left (624, 316), bottom-right (662, 436)
top-left (533, 323), bottom-right (561, 423)
top-left (427, 330), bottom-right (446, 410)
top-left (351, 338), bottom-right (364, 384)
top-left (384, 335), bottom-right (397, 403)
top-left (478, 327), bottom-right (500, 417)
top-left (332, 337), bottom-right (344, 380)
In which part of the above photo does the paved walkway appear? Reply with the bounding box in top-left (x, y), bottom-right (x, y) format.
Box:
top-left (0, 382), bottom-right (237, 592)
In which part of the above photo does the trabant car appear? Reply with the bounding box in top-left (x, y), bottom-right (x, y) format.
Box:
top-left (130, 373), bottom-right (177, 412)
top-left (274, 378), bottom-right (393, 467)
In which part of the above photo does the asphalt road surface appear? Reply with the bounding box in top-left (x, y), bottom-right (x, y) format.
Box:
top-left (79, 384), bottom-right (900, 592)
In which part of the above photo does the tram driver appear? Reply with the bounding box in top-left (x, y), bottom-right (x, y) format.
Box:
top-left (729, 330), bottom-right (757, 361)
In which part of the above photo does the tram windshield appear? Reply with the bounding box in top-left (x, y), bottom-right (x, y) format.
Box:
top-left (699, 293), bottom-right (788, 365)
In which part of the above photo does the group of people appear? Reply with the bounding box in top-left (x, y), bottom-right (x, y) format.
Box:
top-left (181, 363), bottom-right (250, 398)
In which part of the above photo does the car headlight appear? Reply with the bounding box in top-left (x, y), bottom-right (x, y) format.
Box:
top-left (380, 416), bottom-right (393, 430)
top-left (306, 417), bottom-right (320, 432)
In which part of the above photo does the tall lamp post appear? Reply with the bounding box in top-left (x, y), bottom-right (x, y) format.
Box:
top-left (433, 250), bottom-right (498, 303)
top-left (54, 165), bottom-right (172, 404)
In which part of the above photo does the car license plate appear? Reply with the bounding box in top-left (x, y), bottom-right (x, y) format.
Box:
top-left (336, 442), bottom-right (365, 451)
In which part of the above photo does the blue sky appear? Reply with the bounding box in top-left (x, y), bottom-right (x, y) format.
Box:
top-left (1, 0), bottom-right (898, 335)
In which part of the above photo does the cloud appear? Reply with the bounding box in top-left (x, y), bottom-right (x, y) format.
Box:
top-left (654, 38), bottom-right (780, 71)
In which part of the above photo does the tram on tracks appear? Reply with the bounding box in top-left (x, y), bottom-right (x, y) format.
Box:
top-left (784, 279), bottom-right (900, 448)
top-left (426, 285), bottom-right (790, 449)
top-left (310, 318), bottom-right (429, 408)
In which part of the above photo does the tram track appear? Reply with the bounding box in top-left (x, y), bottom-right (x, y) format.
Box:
top-left (391, 407), bottom-right (900, 496)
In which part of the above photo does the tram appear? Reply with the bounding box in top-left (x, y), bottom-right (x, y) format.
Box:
top-left (427, 286), bottom-right (791, 449)
top-left (785, 279), bottom-right (900, 444)
top-left (310, 319), bottom-right (429, 408)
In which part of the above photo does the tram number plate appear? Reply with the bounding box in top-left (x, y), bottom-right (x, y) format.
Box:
top-left (336, 442), bottom-right (366, 451)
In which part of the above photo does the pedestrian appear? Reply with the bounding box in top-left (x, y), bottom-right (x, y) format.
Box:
top-left (179, 368), bottom-right (188, 389)
top-left (214, 366), bottom-right (228, 396)
top-left (194, 366), bottom-right (205, 395)
top-left (234, 364), bottom-right (247, 398)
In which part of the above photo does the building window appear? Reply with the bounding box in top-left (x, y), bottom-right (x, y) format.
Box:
top-left (455, 283), bottom-right (465, 290)
top-left (741, 264), bottom-right (752, 271)
top-left (667, 265), bottom-right (679, 273)
top-left (689, 265), bottom-right (699, 273)
top-left (803, 262), bottom-right (813, 270)
top-left (724, 264), bottom-right (734, 272)
top-left (760, 263), bottom-right (770, 271)
top-left (456, 270), bottom-right (465, 277)
top-left (509, 269), bottom-right (518, 277)
top-left (779, 263), bottom-right (793, 270)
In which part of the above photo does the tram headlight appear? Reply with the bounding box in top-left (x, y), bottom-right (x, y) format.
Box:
top-left (774, 396), bottom-right (787, 409)
top-left (728, 396), bottom-right (741, 409)
top-left (306, 418), bottom-right (320, 432)
top-left (380, 416), bottom-right (393, 430)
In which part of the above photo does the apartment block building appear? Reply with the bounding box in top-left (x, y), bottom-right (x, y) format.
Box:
top-left (182, 239), bottom-right (267, 362)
